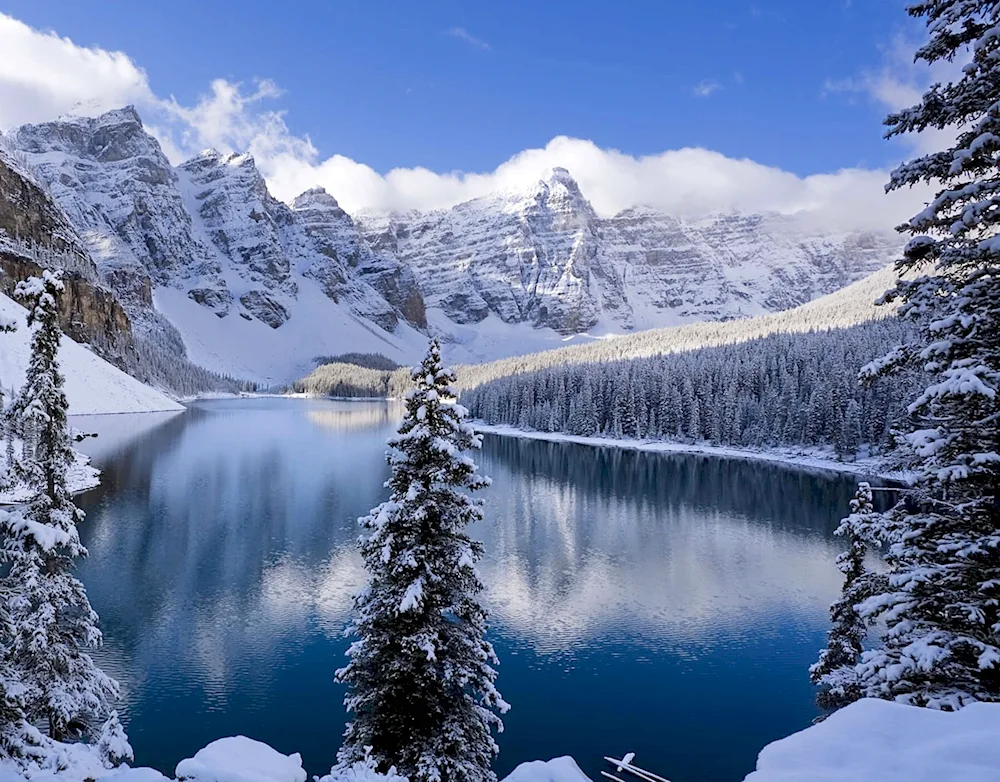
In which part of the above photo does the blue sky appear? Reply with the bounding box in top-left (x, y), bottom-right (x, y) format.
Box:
top-left (1, 0), bottom-right (919, 176)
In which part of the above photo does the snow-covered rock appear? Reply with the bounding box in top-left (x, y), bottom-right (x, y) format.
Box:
top-left (291, 187), bottom-right (426, 330)
top-left (5, 108), bottom-right (902, 382)
top-left (0, 291), bottom-right (183, 415)
top-left (8, 109), bottom-right (427, 383)
top-left (743, 699), bottom-right (1000, 782)
top-left (174, 738), bottom-right (306, 782)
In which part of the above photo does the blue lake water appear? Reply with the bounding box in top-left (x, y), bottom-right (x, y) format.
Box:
top-left (73, 397), bottom-right (871, 782)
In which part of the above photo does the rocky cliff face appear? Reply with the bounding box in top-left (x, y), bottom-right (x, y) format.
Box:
top-left (2, 106), bottom-right (903, 381)
top-left (0, 143), bottom-right (135, 366)
top-left (0, 253), bottom-right (134, 362)
top-left (357, 168), bottom-right (902, 334)
top-left (292, 187), bottom-right (426, 330)
top-left (10, 109), bottom-right (422, 344)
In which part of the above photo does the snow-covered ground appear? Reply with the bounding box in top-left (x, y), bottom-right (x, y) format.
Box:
top-left (744, 698), bottom-right (1000, 781)
top-left (0, 292), bottom-right (184, 416)
top-left (6, 700), bottom-right (999, 782)
top-left (0, 736), bottom-right (587, 782)
top-left (154, 286), bottom-right (427, 387)
top-left (474, 423), bottom-right (899, 479)
top-left (0, 443), bottom-right (100, 504)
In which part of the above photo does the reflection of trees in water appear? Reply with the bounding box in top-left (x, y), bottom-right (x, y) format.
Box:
top-left (472, 435), bottom-right (880, 650)
top-left (479, 434), bottom-right (887, 536)
top-left (75, 401), bottom-right (395, 713)
top-left (307, 403), bottom-right (402, 432)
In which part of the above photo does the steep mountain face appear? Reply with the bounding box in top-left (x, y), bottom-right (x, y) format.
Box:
top-left (359, 168), bottom-right (610, 335)
top-left (7, 109), bottom-right (427, 382)
top-left (0, 143), bottom-right (135, 366)
top-left (358, 168), bottom-right (902, 335)
top-left (3, 106), bottom-right (902, 383)
top-left (9, 107), bottom-right (209, 332)
top-left (292, 187), bottom-right (427, 330)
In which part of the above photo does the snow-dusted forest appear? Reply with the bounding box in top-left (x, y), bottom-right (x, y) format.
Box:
top-left (462, 319), bottom-right (922, 459)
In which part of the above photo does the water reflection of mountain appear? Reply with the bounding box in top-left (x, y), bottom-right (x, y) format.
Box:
top-left (76, 400), bottom-right (396, 723)
top-left (473, 436), bottom-right (864, 652)
top-left (72, 399), bottom-right (866, 772)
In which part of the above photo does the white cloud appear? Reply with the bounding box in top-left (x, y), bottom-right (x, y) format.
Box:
top-left (0, 13), bottom-right (154, 129)
top-left (446, 27), bottom-right (490, 51)
top-left (692, 79), bottom-right (722, 98)
top-left (823, 35), bottom-right (968, 155)
top-left (0, 11), bottom-right (930, 232)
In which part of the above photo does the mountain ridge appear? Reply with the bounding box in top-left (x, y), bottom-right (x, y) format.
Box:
top-left (1, 105), bottom-right (904, 383)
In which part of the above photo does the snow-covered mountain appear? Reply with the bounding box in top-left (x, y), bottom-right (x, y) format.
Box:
top-left (356, 167), bottom-right (902, 336)
top-left (8, 109), bottom-right (427, 383)
top-left (2, 106), bottom-right (903, 384)
top-left (0, 291), bottom-right (182, 415)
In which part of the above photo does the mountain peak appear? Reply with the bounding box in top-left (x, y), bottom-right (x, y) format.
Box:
top-left (541, 166), bottom-right (578, 187)
top-left (13, 104), bottom-right (166, 164)
top-left (96, 104), bottom-right (144, 128)
top-left (292, 186), bottom-right (342, 212)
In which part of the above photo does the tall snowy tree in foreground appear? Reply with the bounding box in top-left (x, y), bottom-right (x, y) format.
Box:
top-left (337, 340), bottom-right (508, 782)
top-left (810, 483), bottom-right (883, 710)
top-left (0, 272), bottom-right (119, 740)
top-left (857, 0), bottom-right (1000, 709)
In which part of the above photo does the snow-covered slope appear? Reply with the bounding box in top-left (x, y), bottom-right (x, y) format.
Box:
top-left (0, 292), bottom-right (182, 415)
top-left (357, 167), bottom-right (902, 338)
top-left (744, 698), bottom-right (1000, 781)
top-left (9, 110), bottom-right (427, 384)
top-left (5, 108), bottom-right (902, 382)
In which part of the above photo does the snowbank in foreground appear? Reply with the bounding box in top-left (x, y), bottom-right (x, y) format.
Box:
top-left (474, 422), bottom-right (896, 478)
top-left (5, 702), bottom-right (998, 782)
top-left (0, 293), bottom-right (184, 416)
top-left (502, 758), bottom-right (590, 782)
top-left (174, 737), bottom-right (307, 782)
top-left (744, 698), bottom-right (1000, 782)
top-left (2, 739), bottom-right (586, 782)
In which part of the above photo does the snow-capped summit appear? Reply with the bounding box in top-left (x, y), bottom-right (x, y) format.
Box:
top-left (355, 166), bottom-right (902, 336)
top-left (2, 105), bottom-right (903, 381)
top-left (6, 108), bottom-right (427, 382)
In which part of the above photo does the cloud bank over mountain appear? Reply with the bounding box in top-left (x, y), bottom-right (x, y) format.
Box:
top-left (0, 11), bottom-right (933, 229)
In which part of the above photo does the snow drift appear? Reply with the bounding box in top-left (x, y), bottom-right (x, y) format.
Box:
top-left (744, 698), bottom-right (1000, 781)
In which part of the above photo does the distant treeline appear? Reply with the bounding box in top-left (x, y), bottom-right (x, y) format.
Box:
top-left (462, 319), bottom-right (922, 460)
top-left (313, 352), bottom-right (402, 372)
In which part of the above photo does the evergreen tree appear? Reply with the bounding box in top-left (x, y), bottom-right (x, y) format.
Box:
top-left (337, 340), bottom-right (509, 782)
top-left (1, 312), bottom-right (15, 494)
top-left (0, 272), bottom-right (119, 739)
top-left (0, 570), bottom-right (39, 764)
top-left (810, 483), bottom-right (882, 710)
top-left (856, 0), bottom-right (1000, 710)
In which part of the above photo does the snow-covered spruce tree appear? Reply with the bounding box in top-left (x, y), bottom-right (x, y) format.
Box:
top-left (0, 310), bottom-right (15, 494)
top-left (1, 271), bottom-right (119, 740)
top-left (856, 1), bottom-right (1000, 709)
top-left (810, 483), bottom-right (884, 710)
top-left (337, 340), bottom-right (508, 782)
top-left (0, 575), bottom-right (40, 763)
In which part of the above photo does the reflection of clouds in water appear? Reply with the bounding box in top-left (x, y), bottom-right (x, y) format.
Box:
top-left (307, 404), bottom-right (402, 432)
top-left (475, 439), bottom-right (854, 652)
top-left (480, 503), bottom-right (842, 653)
top-left (76, 400), bottom-right (859, 724)
top-left (260, 549), bottom-right (368, 635)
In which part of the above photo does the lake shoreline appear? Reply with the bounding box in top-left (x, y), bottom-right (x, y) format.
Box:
top-left (473, 422), bottom-right (906, 480)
